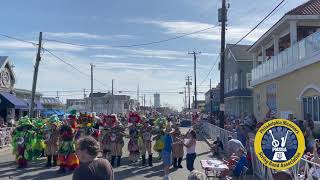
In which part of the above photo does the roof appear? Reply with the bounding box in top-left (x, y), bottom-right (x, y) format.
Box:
top-left (0, 92), bottom-right (28, 109)
top-left (41, 97), bottom-right (63, 105)
top-left (226, 44), bottom-right (252, 61)
top-left (249, 0), bottom-right (320, 52)
top-left (14, 88), bottom-right (43, 96)
top-left (89, 92), bottom-right (107, 98)
top-left (286, 0), bottom-right (320, 15)
top-left (0, 56), bottom-right (8, 68)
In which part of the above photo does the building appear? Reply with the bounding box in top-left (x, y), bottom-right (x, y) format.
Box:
top-left (224, 44), bottom-right (253, 117)
top-left (14, 88), bottom-right (43, 117)
top-left (86, 92), bottom-right (131, 114)
top-left (249, 0), bottom-right (320, 124)
top-left (66, 99), bottom-right (86, 112)
top-left (41, 97), bottom-right (65, 117)
top-left (154, 93), bottom-right (160, 108)
top-left (204, 83), bottom-right (220, 114)
top-left (191, 100), bottom-right (206, 112)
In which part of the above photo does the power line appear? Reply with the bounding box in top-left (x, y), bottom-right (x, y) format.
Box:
top-left (199, 55), bottom-right (220, 86)
top-left (229, 0), bottom-right (286, 49)
top-left (43, 25), bottom-right (218, 48)
top-left (0, 33), bottom-right (38, 46)
top-left (43, 48), bottom-right (111, 90)
top-left (198, 0), bottom-right (286, 89)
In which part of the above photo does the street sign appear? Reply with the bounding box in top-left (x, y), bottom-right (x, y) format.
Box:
top-left (220, 104), bottom-right (225, 111)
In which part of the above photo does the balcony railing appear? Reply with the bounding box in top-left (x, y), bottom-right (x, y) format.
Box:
top-left (252, 31), bottom-right (320, 83)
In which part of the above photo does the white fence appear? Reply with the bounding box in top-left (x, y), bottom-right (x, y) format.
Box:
top-left (250, 138), bottom-right (320, 180)
top-left (201, 122), bottom-right (237, 150)
top-left (202, 122), bottom-right (320, 179)
top-left (0, 127), bottom-right (14, 148)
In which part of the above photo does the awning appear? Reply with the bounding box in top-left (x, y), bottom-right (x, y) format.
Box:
top-left (42, 110), bottom-right (55, 116)
top-left (0, 92), bottom-right (28, 109)
top-left (35, 101), bottom-right (44, 110)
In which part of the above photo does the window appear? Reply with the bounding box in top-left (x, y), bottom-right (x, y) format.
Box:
top-left (234, 73), bottom-right (238, 89)
top-left (226, 78), bottom-right (229, 92)
top-left (246, 73), bottom-right (252, 88)
top-left (230, 76), bottom-right (233, 91)
top-left (303, 96), bottom-right (320, 121)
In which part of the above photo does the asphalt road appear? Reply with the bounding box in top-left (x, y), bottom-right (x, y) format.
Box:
top-left (0, 127), bottom-right (234, 180)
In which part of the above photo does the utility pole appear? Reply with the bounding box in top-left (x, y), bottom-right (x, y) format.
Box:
top-left (184, 87), bottom-right (187, 110)
top-left (83, 88), bottom-right (86, 98)
top-left (188, 51), bottom-right (201, 110)
top-left (219, 0), bottom-right (227, 128)
top-left (185, 76), bottom-right (192, 110)
top-left (29, 32), bottom-right (42, 118)
top-left (143, 94), bottom-right (146, 114)
top-left (90, 63), bottom-right (94, 113)
top-left (210, 79), bottom-right (213, 123)
top-left (111, 79), bottom-right (114, 114)
top-left (56, 91), bottom-right (59, 99)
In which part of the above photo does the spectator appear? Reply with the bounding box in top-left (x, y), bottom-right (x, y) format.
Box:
top-left (188, 170), bottom-right (205, 180)
top-left (211, 136), bottom-right (224, 156)
top-left (184, 130), bottom-right (197, 172)
top-left (232, 148), bottom-right (247, 177)
top-left (304, 120), bottom-right (315, 152)
top-left (73, 136), bottom-right (114, 180)
top-left (162, 126), bottom-right (173, 180)
top-left (226, 136), bottom-right (244, 157)
top-left (306, 113), bottom-right (314, 130)
top-left (236, 125), bottom-right (249, 149)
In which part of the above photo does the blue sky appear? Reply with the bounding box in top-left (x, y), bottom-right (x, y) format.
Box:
top-left (0, 0), bottom-right (307, 110)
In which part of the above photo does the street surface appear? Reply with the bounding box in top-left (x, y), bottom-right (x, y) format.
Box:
top-left (0, 127), bottom-right (254, 180)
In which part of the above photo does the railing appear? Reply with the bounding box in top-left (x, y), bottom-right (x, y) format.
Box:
top-left (201, 122), bottom-right (237, 148)
top-left (0, 127), bottom-right (14, 148)
top-left (252, 31), bottom-right (320, 82)
top-left (250, 138), bottom-right (320, 180)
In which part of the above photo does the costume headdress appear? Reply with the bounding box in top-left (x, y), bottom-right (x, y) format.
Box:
top-left (128, 112), bottom-right (141, 124)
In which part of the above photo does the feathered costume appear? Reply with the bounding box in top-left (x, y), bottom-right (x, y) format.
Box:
top-left (153, 117), bottom-right (167, 159)
top-left (110, 116), bottom-right (125, 167)
top-left (128, 112), bottom-right (141, 163)
top-left (57, 114), bottom-right (79, 173)
top-left (139, 117), bottom-right (153, 166)
top-left (44, 115), bottom-right (60, 167)
top-left (12, 117), bottom-right (36, 168)
top-left (172, 125), bottom-right (184, 168)
top-left (100, 114), bottom-right (116, 159)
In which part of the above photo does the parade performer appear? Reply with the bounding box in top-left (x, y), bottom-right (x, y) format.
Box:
top-left (153, 117), bottom-right (167, 159)
top-left (12, 117), bottom-right (35, 168)
top-left (57, 115), bottom-right (79, 173)
top-left (139, 117), bottom-right (153, 166)
top-left (100, 114), bottom-right (116, 159)
top-left (32, 118), bottom-right (46, 160)
top-left (128, 112), bottom-right (141, 163)
top-left (44, 115), bottom-right (60, 167)
top-left (110, 117), bottom-right (125, 167)
top-left (172, 125), bottom-right (184, 168)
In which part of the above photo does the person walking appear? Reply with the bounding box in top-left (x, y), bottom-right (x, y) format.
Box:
top-left (162, 126), bottom-right (173, 180)
top-left (184, 130), bottom-right (197, 171)
top-left (73, 136), bottom-right (114, 180)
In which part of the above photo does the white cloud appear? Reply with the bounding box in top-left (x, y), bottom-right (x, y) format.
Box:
top-left (138, 19), bottom-right (268, 43)
top-left (0, 40), bottom-right (86, 52)
top-left (45, 32), bottom-right (136, 40)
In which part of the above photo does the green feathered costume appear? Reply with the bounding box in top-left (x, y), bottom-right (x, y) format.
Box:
top-left (12, 117), bottom-right (36, 168)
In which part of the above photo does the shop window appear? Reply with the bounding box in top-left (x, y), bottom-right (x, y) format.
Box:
top-left (230, 76), bottom-right (233, 91)
top-left (234, 73), bottom-right (238, 89)
top-left (303, 96), bottom-right (320, 121)
top-left (246, 73), bottom-right (252, 88)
